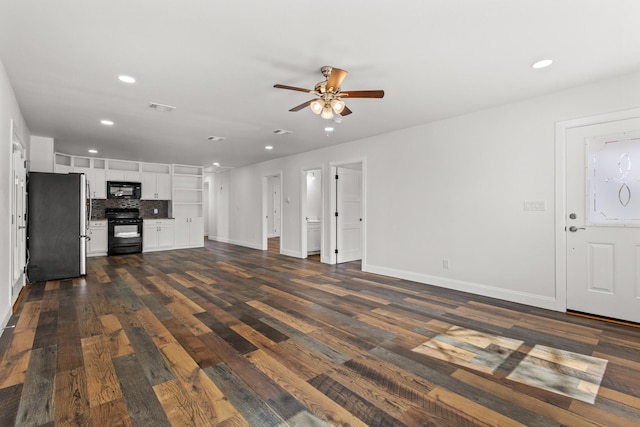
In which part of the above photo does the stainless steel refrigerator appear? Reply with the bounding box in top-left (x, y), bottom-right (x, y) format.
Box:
top-left (27, 172), bottom-right (88, 282)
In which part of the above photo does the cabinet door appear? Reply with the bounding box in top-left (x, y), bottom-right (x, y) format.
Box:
top-left (93, 169), bottom-right (107, 198)
top-left (108, 170), bottom-right (140, 182)
top-left (308, 224), bottom-right (321, 251)
top-left (174, 219), bottom-right (190, 247)
top-left (107, 170), bottom-right (125, 181)
top-left (143, 224), bottom-right (158, 250)
top-left (125, 171), bottom-right (141, 182)
top-left (189, 217), bottom-right (204, 246)
top-left (141, 172), bottom-right (157, 199)
top-left (88, 223), bottom-right (107, 255)
top-left (158, 225), bottom-right (174, 248)
top-left (156, 173), bottom-right (172, 199)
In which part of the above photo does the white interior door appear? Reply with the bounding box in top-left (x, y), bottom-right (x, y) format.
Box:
top-left (566, 118), bottom-right (640, 323)
top-left (273, 184), bottom-right (281, 237)
top-left (336, 167), bottom-right (362, 263)
top-left (11, 136), bottom-right (27, 302)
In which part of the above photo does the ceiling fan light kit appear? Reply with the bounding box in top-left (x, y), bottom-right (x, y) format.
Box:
top-left (274, 65), bottom-right (384, 121)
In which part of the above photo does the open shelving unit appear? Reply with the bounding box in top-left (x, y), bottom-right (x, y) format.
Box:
top-left (171, 164), bottom-right (203, 218)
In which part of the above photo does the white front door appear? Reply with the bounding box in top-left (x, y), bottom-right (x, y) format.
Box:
top-left (11, 136), bottom-right (27, 302)
top-left (336, 167), bottom-right (362, 263)
top-left (566, 118), bottom-right (640, 323)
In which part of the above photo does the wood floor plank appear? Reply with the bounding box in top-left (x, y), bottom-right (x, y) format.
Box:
top-left (99, 314), bottom-right (134, 357)
top-left (112, 353), bottom-right (171, 426)
top-left (15, 345), bottom-right (57, 426)
top-left (204, 363), bottom-right (285, 426)
top-left (90, 398), bottom-right (132, 427)
top-left (54, 367), bottom-right (91, 426)
top-left (124, 326), bottom-right (175, 386)
top-left (81, 334), bottom-right (123, 407)
top-left (153, 378), bottom-right (214, 427)
top-left (247, 349), bottom-right (367, 427)
top-left (427, 387), bottom-right (526, 427)
top-left (0, 383), bottom-right (22, 427)
top-left (309, 373), bottom-right (404, 426)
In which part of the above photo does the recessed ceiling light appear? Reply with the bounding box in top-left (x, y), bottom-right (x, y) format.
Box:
top-left (118, 75), bottom-right (136, 84)
top-left (100, 119), bottom-right (114, 126)
top-left (531, 59), bottom-right (553, 69)
top-left (213, 162), bottom-right (220, 167)
top-left (324, 126), bottom-right (334, 132)
top-left (265, 145), bottom-right (273, 150)
top-left (88, 149), bottom-right (98, 154)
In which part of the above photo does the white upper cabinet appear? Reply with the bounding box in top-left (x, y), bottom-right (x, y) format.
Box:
top-left (141, 163), bottom-right (172, 200)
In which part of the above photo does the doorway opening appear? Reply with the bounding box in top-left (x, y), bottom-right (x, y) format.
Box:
top-left (302, 168), bottom-right (322, 262)
top-left (203, 181), bottom-right (209, 239)
top-left (263, 172), bottom-right (282, 254)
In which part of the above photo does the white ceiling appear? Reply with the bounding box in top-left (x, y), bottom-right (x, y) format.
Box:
top-left (1, 1), bottom-right (640, 170)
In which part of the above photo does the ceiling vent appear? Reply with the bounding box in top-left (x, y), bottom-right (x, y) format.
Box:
top-left (273, 129), bottom-right (292, 135)
top-left (207, 135), bottom-right (226, 142)
top-left (148, 102), bottom-right (176, 112)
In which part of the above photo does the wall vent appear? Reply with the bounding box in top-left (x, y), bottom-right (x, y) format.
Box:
top-left (207, 135), bottom-right (226, 141)
top-left (148, 102), bottom-right (176, 112)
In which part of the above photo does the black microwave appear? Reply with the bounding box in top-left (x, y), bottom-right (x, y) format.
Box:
top-left (107, 181), bottom-right (141, 199)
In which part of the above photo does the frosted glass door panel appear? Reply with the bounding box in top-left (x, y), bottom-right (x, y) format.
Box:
top-left (588, 132), bottom-right (640, 225)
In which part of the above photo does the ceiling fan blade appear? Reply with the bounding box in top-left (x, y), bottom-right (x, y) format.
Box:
top-left (340, 105), bottom-right (352, 116)
top-left (274, 84), bottom-right (316, 94)
top-left (340, 90), bottom-right (384, 98)
top-left (326, 68), bottom-right (348, 92)
top-left (289, 99), bottom-right (315, 112)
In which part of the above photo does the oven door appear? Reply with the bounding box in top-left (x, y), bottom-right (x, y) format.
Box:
top-left (108, 221), bottom-right (143, 254)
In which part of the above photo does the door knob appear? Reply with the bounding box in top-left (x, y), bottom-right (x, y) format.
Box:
top-left (568, 226), bottom-right (586, 232)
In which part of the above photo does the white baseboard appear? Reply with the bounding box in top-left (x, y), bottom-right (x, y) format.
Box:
top-left (0, 307), bottom-right (12, 339)
top-left (362, 262), bottom-right (558, 312)
top-left (227, 238), bottom-right (264, 250)
top-left (280, 248), bottom-right (302, 258)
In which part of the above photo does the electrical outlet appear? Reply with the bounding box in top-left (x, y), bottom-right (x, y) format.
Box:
top-left (153, 208), bottom-right (158, 214)
top-left (443, 259), bottom-right (450, 269)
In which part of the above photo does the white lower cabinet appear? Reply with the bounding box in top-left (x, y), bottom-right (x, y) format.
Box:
top-left (174, 217), bottom-right (203, 248)
top-left (307, 221), bottom-right (321, 253)
top-left (143, 219), bottom-right (175, 252)
top-left (87, 220), bottom-right (107, 256)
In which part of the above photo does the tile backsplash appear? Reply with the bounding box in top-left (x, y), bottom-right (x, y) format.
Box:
top-left (90, 199), bottom-right (169, 219)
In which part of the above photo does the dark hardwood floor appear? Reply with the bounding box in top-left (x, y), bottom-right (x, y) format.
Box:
top-left (1, 240), bottom-right (640, 426)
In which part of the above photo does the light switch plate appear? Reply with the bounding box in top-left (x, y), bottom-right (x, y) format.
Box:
top-left (524, 200), bottom-right (546, 211)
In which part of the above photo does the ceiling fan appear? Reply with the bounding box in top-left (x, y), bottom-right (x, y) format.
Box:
top-left (274, 66), bottom-right (384, 120)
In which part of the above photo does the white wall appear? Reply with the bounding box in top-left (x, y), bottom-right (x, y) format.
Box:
top-left (212, 70), bottom-right (640, 311)
top-left (208, 171), bottom-right (230, 243)
top-left (29, 135), bottom-right (54, 172)
top-left (0, 59), bottom-right (30, 332)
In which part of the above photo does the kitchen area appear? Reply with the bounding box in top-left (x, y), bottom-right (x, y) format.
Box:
top-left (67, 155), bottom-right (205, 257)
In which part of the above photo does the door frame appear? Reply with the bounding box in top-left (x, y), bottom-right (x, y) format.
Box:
top-left (262, 171), bottom-right (283, 252)
top-left (554, 107), bottom-right (640, 312)
top-left (329, 159), bottom-right (366, 266)
top-left (300, 166), bottom-right (323, 260)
